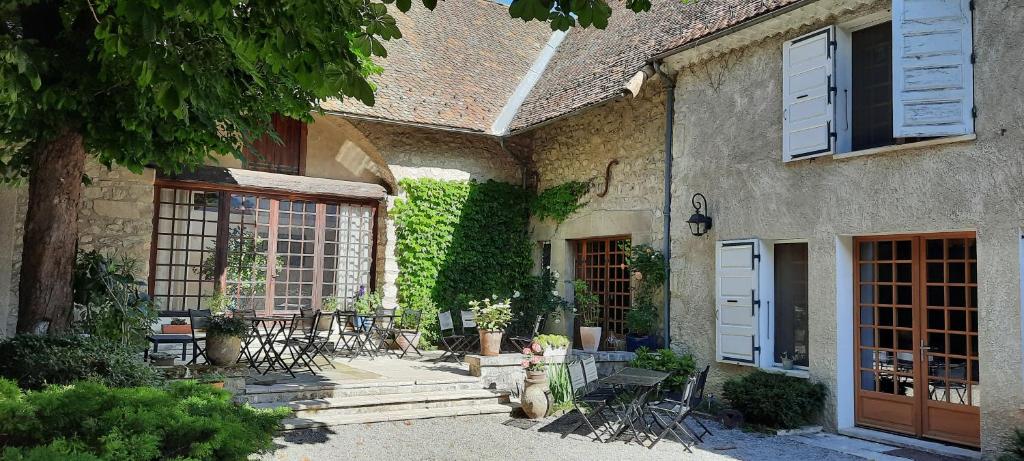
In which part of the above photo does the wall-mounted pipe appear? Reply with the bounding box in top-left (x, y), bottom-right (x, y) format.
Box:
top-left (654, 60), bottom-right (676, 349)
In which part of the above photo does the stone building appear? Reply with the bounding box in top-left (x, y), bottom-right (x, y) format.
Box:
top-left (2, 0), bottom-right (1022, 455)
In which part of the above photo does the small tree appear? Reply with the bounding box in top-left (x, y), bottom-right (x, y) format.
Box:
top-left (1, 0), bottom-right (648, 334)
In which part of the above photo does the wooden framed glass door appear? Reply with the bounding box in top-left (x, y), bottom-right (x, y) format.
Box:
top-left (854, 233), bottom-right (979, 447)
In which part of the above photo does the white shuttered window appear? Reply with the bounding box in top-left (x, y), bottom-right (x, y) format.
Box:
top-left (716, 240), bottom-right (761, 365)
top-left (782, 26), bottom-right (835, 162)
top-left (892, 0), bottom-right (974, 137)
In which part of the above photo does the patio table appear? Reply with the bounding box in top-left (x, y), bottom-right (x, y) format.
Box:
top-left (598, 367), bottom-right (671, 444)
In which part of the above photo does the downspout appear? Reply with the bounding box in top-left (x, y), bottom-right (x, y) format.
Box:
top-left (654, 60), bottom-right (676, 349)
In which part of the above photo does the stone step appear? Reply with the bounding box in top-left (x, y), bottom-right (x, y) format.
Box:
top-left (241, 377), bottom-right (482, 404)
top-left (280, 403), bottom-right (514, 430)
top-left (253, 389), bottom-right (510, 417)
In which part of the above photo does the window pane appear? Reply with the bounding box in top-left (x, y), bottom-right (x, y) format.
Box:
top-left (773, 243), bottom-right (809, 367)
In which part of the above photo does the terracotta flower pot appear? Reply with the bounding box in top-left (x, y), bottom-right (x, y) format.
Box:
top-left (579, 326), bottom-right (602, 352)
top-left (522, 370), bottom-right (550, 419)
top-left (394, 330), bottom-right (421, 350)
top-left (208, 381), bottom-right (225, 389)
top-left (205, 334), bottom-right (241, 365)
top-left (478, 329), bottom-right (503, 356)
top-left (162, 324), bottom-right (191, 334)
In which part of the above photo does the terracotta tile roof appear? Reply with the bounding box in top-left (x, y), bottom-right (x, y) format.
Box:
top-left (320, 0), bottom-right (552, 133)
top-left (507, 0), bottom-right (802, 131)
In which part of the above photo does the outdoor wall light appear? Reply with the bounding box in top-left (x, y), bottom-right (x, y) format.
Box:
top-left (686, 193), bottom-right (712, 237)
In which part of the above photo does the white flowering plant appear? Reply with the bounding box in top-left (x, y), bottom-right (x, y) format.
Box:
top-left (468, 297), bottom-right (513, 331)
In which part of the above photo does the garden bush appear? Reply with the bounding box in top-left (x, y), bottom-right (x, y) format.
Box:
top-left (0, 378), bottom-right (288, 460)
top-left (628, 347), bottom-right (695, 392)
top-left (722, 370), bottom-right (828, 429)
top-left (1000, 429), bottom-right (1024, 461)
top-left (0, 335), bottom-right (159, 390)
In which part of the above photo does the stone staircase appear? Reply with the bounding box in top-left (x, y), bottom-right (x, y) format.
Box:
top-left (242, 376), bottom-right (512, 430)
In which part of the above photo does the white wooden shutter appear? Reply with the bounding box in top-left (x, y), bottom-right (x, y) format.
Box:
top-left (716, 240), bottom-right (760, 365)
top-left (782, 26), bottom-right (835, 162)
top-left (892, 0), bottom-right (974, 137)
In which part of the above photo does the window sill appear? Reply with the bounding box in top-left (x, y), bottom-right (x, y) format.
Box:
top-left (832, 134), bottom-right (976, 160)
top-left (762, 366), bottom-right (810, 379)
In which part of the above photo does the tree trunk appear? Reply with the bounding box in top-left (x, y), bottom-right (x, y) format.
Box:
top-left (16, 127), bottom-right (86, 334)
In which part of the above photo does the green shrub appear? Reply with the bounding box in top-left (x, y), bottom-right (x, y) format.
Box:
top-left (206, 315), bottom-right (249, 338)
top-left (628, 347), bottom-right (695, 392)
top-left (534, 334), bottom-right (569, 349)
top-left (0, 378), bottom-right (288, 461)
top-left (0, 335), bottom-right (159, 390)
top-left (1000, 429), bottom-right (1024, 461)
top-left (72, 250), bottom-right (157, 350)
top-left (545, 363), bottom-right (573, 412)
top-left (510, 269), bottom-right (566, 336)
top-left (722, 370), bottom-right (828, 429)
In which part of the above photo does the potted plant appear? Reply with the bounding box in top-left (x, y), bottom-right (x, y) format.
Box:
top-left (205, 314), bottom-right (248, 366)
top-left (352, 290), bottom-right (382, 331)
top-left (574, 280), bottom-right (601, 352)
top-left (535, 334), bottom-right (569, 357)
top-left (468, 297), bottom-right (512, 356)
top-left (520, 341), bottom-right (549, 419)
top-left (162, 318), bottom-right (190, 334)
top-left (625, 303), bottom-right (659, 352)
top-left (199, 372), bottom-right (227, 389)
top-left (781, 351), bottom-right (796, 370)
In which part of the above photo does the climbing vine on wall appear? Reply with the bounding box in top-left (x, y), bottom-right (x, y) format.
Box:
top-left (530, 180), bottom-right (591, 223)
top-left (393, 178), bottom-right (533, 344)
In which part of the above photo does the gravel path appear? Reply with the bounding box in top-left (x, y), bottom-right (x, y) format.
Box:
top-left (261, 414), bottom-right (863, 461)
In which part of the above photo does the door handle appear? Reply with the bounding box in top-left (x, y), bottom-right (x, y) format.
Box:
top-left (726, 299), bottom-right (738, 303)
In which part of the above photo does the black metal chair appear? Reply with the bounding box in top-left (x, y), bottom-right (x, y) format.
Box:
top-left (394, 309), bottom-right (423, 358)
top-left (565, 358), bottom-right (618, 442)
top-left (367, 308), bottom-right (397, 356)
top-left (277, 313), bottom-right (321, 376)
top-left (288, 310), bottom-right (337, 374)
top-left (437, 311), bottom-right (467, 363)
top-left (646, 365), bottom-right (712, 450)
top-left (234, 308), bottom-right (259, 365)
top-left (334, 310), bottom-right (369, 360)
top-left (187, 309), bottom-right (211, 364)
top-left (509, 314), bottom-right (544, 352)
top-left (459, 310), bottom-right (479, 353)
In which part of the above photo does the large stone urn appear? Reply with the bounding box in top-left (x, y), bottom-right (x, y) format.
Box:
top-left (521, 370), bottom-right (550, 419)
top-left (206, 334), bottom-right (241, 365)
top-left (479, 329), bottom-right (503, 356)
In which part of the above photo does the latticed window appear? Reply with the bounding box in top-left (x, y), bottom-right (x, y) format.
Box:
top-left (150, 184), bottom-right (375, 314)
top-left (574, 236), bottom-right (631, 336)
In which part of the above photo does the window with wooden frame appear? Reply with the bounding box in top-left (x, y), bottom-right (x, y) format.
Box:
top-left (574, 237), bottom-right (631, 337)
top-left (243, 114), bottom-right (307, 175)
top-left (150, 183), bottom-right (376, 315)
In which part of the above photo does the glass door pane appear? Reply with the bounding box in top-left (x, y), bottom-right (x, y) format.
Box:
top-left (321, 204), bottom-right (375, 310)
top-left (272, 200), bottom-right (318, 313)
top-left (856, 238), bottom-right (917, 396)
top-left (225, 194), bottom-right (271, 312)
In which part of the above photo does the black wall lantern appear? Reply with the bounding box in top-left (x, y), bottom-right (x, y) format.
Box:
top-left (686, 193), bottom-right (712, 237)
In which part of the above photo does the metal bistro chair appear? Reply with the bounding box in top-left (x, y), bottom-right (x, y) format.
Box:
top-left (187, 309), bottom-right (211, 364)
top-left (394, 309), bottom-right (423, 358)
top-left (459, 310), bottom-right (479, 353)
top-left (646, 365), bottom-right (712, 450)
top-left (334, 310), bottom-right (369, 360)
top-left (234, 308), bottom-right (259, 365)
top-left (565, 358), bottom-right (618, 442)
top-left (368, 308), bottom-right (397, 357)
top-left (437, 311), bottom-right (467, 363)
top-left (276, 313), bottom-right (317, 377)
top-left (509, 315), bottom-right (544, 352)
top-left (288, 310), bottom-right (337, 374)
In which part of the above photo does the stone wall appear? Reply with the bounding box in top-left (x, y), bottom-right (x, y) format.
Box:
top-left (666, 0), bottom-right (1024, 454)
top-left (521, 82), bottom-right (667, 298)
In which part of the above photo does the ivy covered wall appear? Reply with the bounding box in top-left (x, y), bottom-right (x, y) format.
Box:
top-left (392, 178), bottom-right (532, 343)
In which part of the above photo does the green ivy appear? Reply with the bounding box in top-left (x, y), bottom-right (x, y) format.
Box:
top-left (393, 178), bottom-right (532, 344)
top-left (530, 180), bottom-right (591, 223)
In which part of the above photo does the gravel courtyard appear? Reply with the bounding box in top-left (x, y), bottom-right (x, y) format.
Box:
top-left (261, 413), bottom-right (868, 461)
